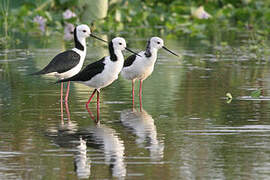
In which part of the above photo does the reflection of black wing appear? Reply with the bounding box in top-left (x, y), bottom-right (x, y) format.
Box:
top-left (124, 54), bottom-right (137, 67)
top-left (58, 57), bottom-right (105, 83)
top-left (31, 50), bottom-right (80, 75)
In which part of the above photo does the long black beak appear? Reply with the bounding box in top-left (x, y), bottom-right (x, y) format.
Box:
top-left (125, 47), bottom-right (141, 57)
top-left (90, 34), bottom-right (108, 43)
top-left (162, 46), bottom-right (179, 57)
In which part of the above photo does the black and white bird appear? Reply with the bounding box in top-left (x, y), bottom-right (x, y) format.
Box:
top-left (57, 37), bottom-right (140, 119)
top-left (31, 24), bottom-right (106, 102)
top-left (121, 37), bottom-right (179, 108)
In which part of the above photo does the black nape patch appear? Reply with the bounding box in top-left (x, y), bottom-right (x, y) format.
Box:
top-left (74, 27), bottom-right (84, 51)
top-left (144, 40), bottom-right (152, 58)
top-left (109, 41), bottom-right (117, 61)
top-left (124, 54), bottom-right (137, 67)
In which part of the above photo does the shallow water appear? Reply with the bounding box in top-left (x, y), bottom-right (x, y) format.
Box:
top-left (1, 35), bottom-right (270, 179)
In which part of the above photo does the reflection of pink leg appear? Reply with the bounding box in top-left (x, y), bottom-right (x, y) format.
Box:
top-left (65, 101), bottom-right (71, 121)
top-left (139, 80), bottom-right (143, 111)
top-left (97, 90), bottom-right (100, 121)
top-left (86, 105), bottom-right (95, 121)
top-left (65, 81), bottom-right (70, 102)
top-left (86, 89), bottom-right (97, 107)
top-left (132, 80), bottom-right (135, 108)
top-left (60, 82), bottom-right (64, 123)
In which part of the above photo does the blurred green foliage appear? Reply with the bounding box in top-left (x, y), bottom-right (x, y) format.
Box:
top-left (1, 0), bottom-right (270, 46)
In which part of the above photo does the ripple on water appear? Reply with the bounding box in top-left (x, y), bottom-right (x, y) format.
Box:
top-left (183, 125), bottom-right (270, 136)
top-left (237, 96), bottom-right (270, 101)
top-left (0, 151), bottom-right (24, 158)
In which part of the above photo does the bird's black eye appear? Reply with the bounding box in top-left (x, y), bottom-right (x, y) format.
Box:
top-left (83, 30), bottom-right (86, 33)
top-left (157, 42), bottom-right (160, 44)
top-left (119, 42), bottom-right (122, 45)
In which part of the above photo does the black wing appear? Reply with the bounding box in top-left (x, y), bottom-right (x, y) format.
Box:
top-left (57, 57), bottom-right (105, 83)
top-left (31, 50), bottom-right (80, 75)
top-left (123, 54), bottom-right (137, 67)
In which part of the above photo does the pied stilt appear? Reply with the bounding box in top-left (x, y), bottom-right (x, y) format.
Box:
top-left (121, 37), bottom-right (179, 109)
top-left (31, 24), bottom-right (106, 102)
top-left (57, 37), bottom-right (140, 120)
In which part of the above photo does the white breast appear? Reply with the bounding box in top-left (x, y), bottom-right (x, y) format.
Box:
top-left (121, 51), bottom-right (157, 81)
top-left (83, 55), bottom-right (124, 89)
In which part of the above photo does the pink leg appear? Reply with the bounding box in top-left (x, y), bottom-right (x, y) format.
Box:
top-left (132, 80), bottom-right (135, 107)
top-left (65, 81), bottom-right (70, 102)
top-left (97, 90), bottom-right (100, 121)
top-left (60, 82), bottom-right (64, 122)
top-left (86, 89), bottom-right (97, 107)
top-left (139, 80), bottom-right (143, 111)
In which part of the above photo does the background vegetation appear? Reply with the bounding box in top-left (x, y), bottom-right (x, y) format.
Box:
top-left (0, 0), bottom-right (270, 47)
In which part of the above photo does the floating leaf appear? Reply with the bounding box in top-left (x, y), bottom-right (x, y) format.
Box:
top-left (251, 89), bottom-right (262, 98)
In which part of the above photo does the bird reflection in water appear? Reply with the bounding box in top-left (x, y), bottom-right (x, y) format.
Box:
top-left (74, 137), bottom-right (91, 178)
top-left (48, 101), bottom-right (91, 179)
top-left (84, 106), bottom-right (126, 177)
top-left (120, 108), bottom-right (164, 160)
top-left (47, 104), bottom-right (126, 178)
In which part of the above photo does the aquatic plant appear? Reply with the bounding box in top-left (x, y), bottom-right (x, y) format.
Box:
top-left (1, 0), bottom-right (270, 45)
top-left (62, 9), bottom-right (76, 20)
top-left (63, 23), bottom-right (75, 41)
top-left (33, 15), bottom-right (47, 33)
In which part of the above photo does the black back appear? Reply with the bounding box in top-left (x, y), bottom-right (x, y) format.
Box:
top-left (109, 41), bottom-right (117, 61)
top-left (31, 50), bottom-right (80, 75)
top-left (123, 54), bottom-right (137, 67)
top-left (74, 27), bottom-right (84, 51)
top-left (58, 57), bottom-right (105, 82)
top-left (144, 40), bottom-right (152, 58)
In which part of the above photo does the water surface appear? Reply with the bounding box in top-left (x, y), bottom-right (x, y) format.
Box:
top-left (1, 34), bottom-right (270, 179)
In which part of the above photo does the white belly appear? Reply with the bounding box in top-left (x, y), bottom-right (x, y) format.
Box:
top-left (55, 62), bottom-right (84, 79)
top-left (55, 48), bottom-right (86, 79)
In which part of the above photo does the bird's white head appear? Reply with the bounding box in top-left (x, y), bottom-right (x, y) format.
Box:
top-left (112, 37), bottom-right (127, 51)
top-left (150, 37), bottom-right (164, 49)
top-left (75, 24), bottom-right (91, 39)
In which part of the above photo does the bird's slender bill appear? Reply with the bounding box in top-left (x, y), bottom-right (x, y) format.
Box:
top-left (162, 46), bottom-right (179, 57)
top-left (90, 34), bottom-right (108, 43)
top-left (125, 47), bottom-right (141, 57)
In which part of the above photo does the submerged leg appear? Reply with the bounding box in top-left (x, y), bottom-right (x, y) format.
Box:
top-left (97, 90), bottom-right (100, 121)
top-left (86, 89), bottom-right (97, 107)
top-left (65, 81), bottom-right (70, 102)
top-left (139, 80), bottom-right (143, 111)
top-left (132, 79), bottom-right (135, 107)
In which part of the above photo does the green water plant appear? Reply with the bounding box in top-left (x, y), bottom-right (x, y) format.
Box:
top-left (1, 0), bottom-right (270, 45)
top-left (250, 89), bottom-right (262, 98)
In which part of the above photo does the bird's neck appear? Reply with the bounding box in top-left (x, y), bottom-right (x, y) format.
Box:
top-left (144, 41), bottom-right (157, 58)
top-left (109, 42), bottom-right (123, 62)
top-left (145, 47), bottom-right (158, 58)
top-left (114, 49), bottom-right (124, 62)
top-left (74, 29), bottom-right (86, 51)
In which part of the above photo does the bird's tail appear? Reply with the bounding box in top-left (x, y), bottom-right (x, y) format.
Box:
top-left (55, 77), bottom-right (71, 84)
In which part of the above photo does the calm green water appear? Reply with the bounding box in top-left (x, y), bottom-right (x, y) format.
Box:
top-left (1, 34), bottom-right (270, 179)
